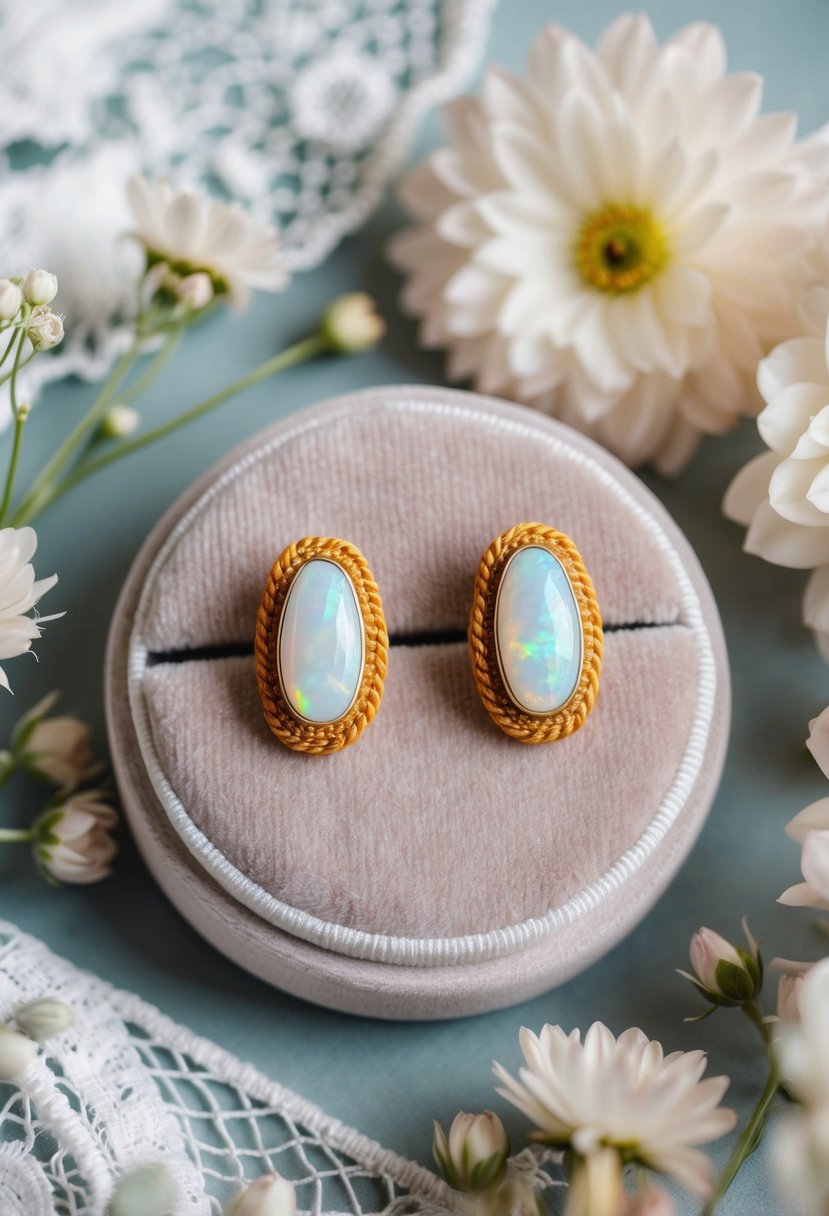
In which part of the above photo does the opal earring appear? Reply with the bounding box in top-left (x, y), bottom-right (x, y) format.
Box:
top-left (468, 523), bottom-right (603, 743)
top-left (255, 538), bottom-right (388, 755)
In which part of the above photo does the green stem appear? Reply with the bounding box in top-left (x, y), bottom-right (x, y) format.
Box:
top-left (18, 331), bottom-right (330, 523)
top-left (742, 1000), bottom-right (772, 1049)
top-left (0, 409), bottom-right (27, 526)
top-left (0, 828), bottom-right (34, 843)
top-left (699, 1053), bottom-right (781, 1216)
top-left (115, 328), bottom-right (182, 409)
top-left (11, 339), bottom-right (144, 525)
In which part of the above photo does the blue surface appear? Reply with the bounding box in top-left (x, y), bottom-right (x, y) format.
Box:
top-left (4, 2), bottom-right (829, 1212)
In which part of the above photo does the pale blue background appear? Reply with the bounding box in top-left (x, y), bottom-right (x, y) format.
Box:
top-left (4, 3), bottom-right (829, 1212)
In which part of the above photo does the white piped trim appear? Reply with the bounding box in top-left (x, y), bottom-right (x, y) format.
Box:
top-left (128, 389), bottom-right (719, 968)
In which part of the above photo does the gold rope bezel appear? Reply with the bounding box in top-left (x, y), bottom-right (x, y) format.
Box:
top-left (255, 537), bottom-right (388, 755)
top-left (468, 522), bottom-right (603, 744)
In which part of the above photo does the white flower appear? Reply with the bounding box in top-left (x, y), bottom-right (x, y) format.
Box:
top-left (12, 691), bottom-right (97, 790)
top-left (176, 271), bottom-right (214, 311)
top-left (0, 526), bottom-right (58, 692)
top-left (779, 797), bottom-right (829, 910)
top-left (22, 268), bottom-right (58, 306)
top-left (15, 996), bottom-right (73, 1042)
top-left (0, 1024), bottom-right (37, 1080)
top-left (622, 1186), bottom-right (676, 1216)
top-left (109, 1163), bottom-right (178, 1216)
top-left (126, 175), bottom-right (288, 310)
top-left (224, 1174), bottom-right (297, 1216)
top-left (34, 789), bottom-right (118, 885)
top-left (101, 404), bottom-right (140, 439)
top-left (433, 1111), bottom-right (509, 1192)
top-left (494, 1023), bottom-right (736, 1198)
top-left (773, 962), bottom-right (812, 1025)
top-left (772, 959), bottom-right (829, 1214)
top-left (808, 707), bottom-right (829, 777)
top-left (26, 306), bottom-right (64, 351)
top-left (682, 920), bottom-right (761, 1006)
top-left (0, 279), bottom-right (22, 321)
top-left (321, 293), bottom-right (385, 353)
top-left (389, 15), bottom-right (829, 474)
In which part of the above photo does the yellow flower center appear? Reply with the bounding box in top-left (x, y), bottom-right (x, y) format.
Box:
top-left (574, 204), bottom-right (669, 294)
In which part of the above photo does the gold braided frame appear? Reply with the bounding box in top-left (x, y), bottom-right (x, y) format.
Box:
top-left (468, 523), bottom-right (603, 744)
top-left (255, 538), bottom-right (388, 755)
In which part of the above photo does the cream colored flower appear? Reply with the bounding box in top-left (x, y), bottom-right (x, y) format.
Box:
top-left (15, 996), bottom-right (74, 1043)
top-left (433, 1111), bottom-right (509, 1192)
top-left (101, 403), bottom-right (140, 439)
top-left (321, 293), bottom-right (385, 353)
top-left (34, 789), bottom-right (118, 885)
top-left (682, 920), bottom-right (761, 1007)
top-left (0, 279), bottom-right (22, 321)
top-left (0, 1024), bottom-right (37, 1080)
top-left (126, 175), bottom-right (288, 310)
top-left (0, 526), bottom-right (58, 692)
top-left (13, 691), bottom-right (97, 790)
top-left (224, 1174), bottom-right (297, 1216)
top-left (109, 1163), bottom-right (178, 1216)
top-left (494, 1023), bottom-right (735, 1198)
top-left (779, 797), bottom-right (829, 910)
top-left (773, 961), bottom-right (813, 1025)
top-left (389, 15), bottom-right (829, 474)
top-left (26, 306), bottom-right (64, 351)
top-left (772, 959), bottom-right (829, 1214)
top-left (22, 268), bottom-right (58, 307)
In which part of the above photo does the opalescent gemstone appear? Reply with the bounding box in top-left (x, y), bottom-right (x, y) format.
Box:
top-left (278, 559), bottom-right (364, 724)
top-left (495, 546), bottom-right (583, 715)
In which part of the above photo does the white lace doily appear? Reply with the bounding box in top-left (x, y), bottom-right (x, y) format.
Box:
top-left (0, 0), bottom-right (496, 405)
top-left (0, 921), bottom-right (561, 1216)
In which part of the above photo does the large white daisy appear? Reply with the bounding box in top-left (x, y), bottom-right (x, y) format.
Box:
top-left (389, 15), bottom-right (829, 473)
top-left (0, 526), bottom-right (58, 692)
top-left (494, 1022), bottom-right (735, 1199)
top-left (126, 175), bottom-right (288, 309)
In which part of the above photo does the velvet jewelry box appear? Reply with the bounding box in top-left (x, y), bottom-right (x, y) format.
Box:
top-left (106, 386), bottom-right (730, 1020)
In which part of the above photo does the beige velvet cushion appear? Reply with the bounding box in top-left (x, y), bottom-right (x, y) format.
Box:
top-left (106, 387), bottom-right (729, 1017)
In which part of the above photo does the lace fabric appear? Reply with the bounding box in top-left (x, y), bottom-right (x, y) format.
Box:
top-left (0, 0), bottom-right (496, 409)
top-left (0, 921), bottom-right (562, 1215)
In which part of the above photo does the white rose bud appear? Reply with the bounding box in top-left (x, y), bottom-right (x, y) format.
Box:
top-left (27, 307), bottom-right (64, 352)
top-left (23, 268), bottom-right (58, 306)
top-left (14, 692), bottom-right (97, 791)
top-left (177, 272), bottom-right (214, 311)
top-left (15, 997), bottom-right (74, 1043)
top-left (109, 1164), bottom-right (178, 1216)
top-left (224, 1174), bottom-right (297, 1216)
top-left (0, 278), bottom-right (22, 321)
top-left (320, 293), bottom-right (385, 354)
top-left (682, 920), bottom-right (762, 1008)
top-left (433, 1111), bottom-right (509, 1192)
top-left (34, 790), bottom-right (118, 885)
top-left (0, 1024), bottom-right (37, 1080)
top-left (101, 404), bottom-right (141, 439)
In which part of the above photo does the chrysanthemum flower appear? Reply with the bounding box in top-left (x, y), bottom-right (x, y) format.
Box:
top-left (494, 1022), bottom-right (736, 1198)
top-left (0, 526), bottom-right (58, 692)
top-left (126, 176), bottom-right (288, 310)
top-left (389, 15), bottom-right (829, 473)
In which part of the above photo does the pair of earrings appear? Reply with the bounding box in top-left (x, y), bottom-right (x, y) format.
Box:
top-left (254, 523), bottom-right (603, 756)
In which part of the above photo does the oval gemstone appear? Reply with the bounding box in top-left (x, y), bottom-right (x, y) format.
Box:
top-left (278, 559), bottom-right (364, 724)
top-left (495, 546), bottom-right (583, 715)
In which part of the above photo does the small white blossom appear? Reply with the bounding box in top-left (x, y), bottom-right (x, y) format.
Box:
top-left (494, 1022), bottom-right (736, 1199)
top-left (176, 272), bottom-right (214, 311)
top-left (320, 293), bottom-right (385, 353)
top-left (109, 1164), bottom-right (178, 1216)
top-left (0, 527), bottom-right (59, 693)
top-left (682, 921), bottom-right (762, 1007)
top-left (22, 268), bottom-right (58, 306)
top-left (34, 790), bottom-right (118, 885)
top-left (224, 1174), bottom-right (297, 1216)
top-left (101, 404), bottom-right (141, 439)
top-left (126, 175), bottom-right (288, 310)
top-left (433, 1111), bottom-right (509, 1192)
top-left (0, 1024), bottom-right (37, 1080)
top-left (15, 996), bottom-right (74, 1043)
top-left (26, 306), bottom-right (64, 351)
top-left (0, 279), bottom-right (22, 321)
top-left (12, 691), bottom-right (97, 790)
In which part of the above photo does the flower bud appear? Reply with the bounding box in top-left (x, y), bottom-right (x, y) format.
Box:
top-left (34, 790), bottom-right (118, 885)
top-left (101, 404), bottom-right (141, 439)
top-left (0, 278), bottom-right (22, 321)
top-left (27, 307), bottom-right (64, 351)
top-left (13, 692), bottom-right (97, 791)
top-left (23, 268), bottom-right (58, 306)
top-left (320, 293), bottom-right (385, 354)
top-left (109, 1164), bottom-right (178, 1216)
top-left (177, 272), bottom-right (214, 311)
top-left (0, 1024), bottom-right (37, 1080)
top-left (224, 1174), bottom-right (297, 1216)
top-left (684, 920), bottom-right (762, 1007)
top-left (433, 1111), bottom-right (509, 1192)
top-left (777, 975), bottom-right (805, 1025)
top-left (622, 1185), bottom-right (676, 1215)
top-left (16, 997), bottom-right (74, 1043)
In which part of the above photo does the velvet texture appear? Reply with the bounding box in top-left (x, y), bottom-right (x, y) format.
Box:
top-left (107, 388), bottom-right (729, 1016)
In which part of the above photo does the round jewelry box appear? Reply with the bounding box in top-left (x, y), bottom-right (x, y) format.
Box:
top-left (106, 386), bottom-right (730, 1020)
